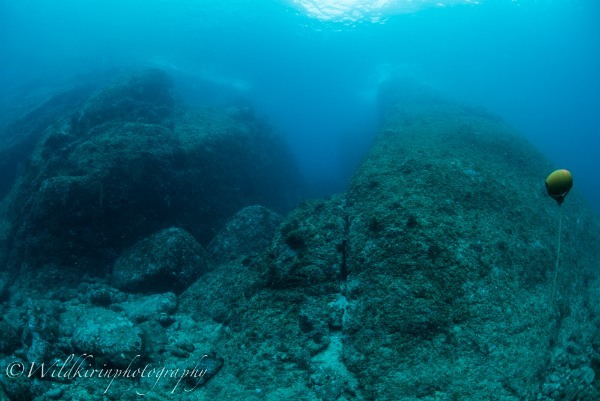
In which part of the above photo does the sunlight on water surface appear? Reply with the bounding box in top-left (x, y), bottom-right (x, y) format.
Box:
top-left (290, 0), bottom-right (480, 22)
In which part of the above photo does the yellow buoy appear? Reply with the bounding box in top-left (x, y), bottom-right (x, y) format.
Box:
top-left (545, 169), bottom-right (572, 298)
top-left (545, 169), bottom-right (573, 205)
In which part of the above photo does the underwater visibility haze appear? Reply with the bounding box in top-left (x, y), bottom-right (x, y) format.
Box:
top-left (1, 0), bottom-right (599, 205)
top-left (1, 1), bottom-right (600, 400)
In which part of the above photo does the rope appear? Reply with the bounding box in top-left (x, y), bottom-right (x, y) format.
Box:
top-left (552, 207), bottom-right (563, 297)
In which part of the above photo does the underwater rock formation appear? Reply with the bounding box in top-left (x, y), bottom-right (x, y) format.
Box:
top-left (0, 69), bottom-right (304, 272)
top-left (112, 227), bottom-right (212, 294)
top-left (73, 69), bottom-right (174, 135)
top-left (1, 78), bottom-right (600, 401)
top-left (0, 84), bottom-right (96, 199)
top-left (207, 205), bottom-right (283, 265)
top-left (342, 80), bottom-right (600, 400)
top-left (180, 81), bottom-right (600, 401)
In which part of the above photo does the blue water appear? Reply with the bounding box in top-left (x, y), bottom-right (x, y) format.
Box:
top-left (1, 0), bottom-right (599, 210)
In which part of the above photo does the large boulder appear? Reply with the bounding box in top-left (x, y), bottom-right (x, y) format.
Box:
top-left (3, 69), bottom-right (303, 271)
top-left (207, 205), bottom-right (283, 265)
top-left (112, 227), bottom-right (211, 294)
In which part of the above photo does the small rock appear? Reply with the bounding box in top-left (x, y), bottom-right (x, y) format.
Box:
top-left (577, 366), bottom-right (595, 385)
top-left (72, 308), bottom-right (143, 368)
top-left (88, 287), bottom-right (115, 306)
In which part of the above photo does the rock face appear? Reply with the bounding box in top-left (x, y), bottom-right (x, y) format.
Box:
top-left (0, 84), bottom-right (96, 199)
top-left (268, 196), bottom-right (347, 294)
top-left (341, 80), bottom-right (600, 400)
top-left (1, 69), bottom-right (303, 271)
top-left (73, 69), bottom-right (174, 135)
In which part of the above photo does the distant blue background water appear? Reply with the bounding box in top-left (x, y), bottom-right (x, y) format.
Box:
top-left (1, 0), bottom-right (599, 211)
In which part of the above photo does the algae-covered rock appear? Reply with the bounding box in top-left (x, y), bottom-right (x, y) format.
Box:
top-left (207, 205), bottom-right (282, 265)
top-left (179, 259), bottom-right (268, 323)
top-left (341, 79), bottom-right (600, 400)
top-left (268, 196), bottom-right (347, 294)
top-left (112, 227), bottom-right (211, 294)
top-left (3, 69), bottom-right (304, 272)
top-left (175, 196), bottom-right (360, 400)
top-left (0, 84), bottom-right (95, 198)
top-left (73, 69), bottom-right (174, 134)
top-left (71, 307), bottom-right (143, 368)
